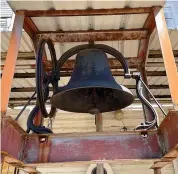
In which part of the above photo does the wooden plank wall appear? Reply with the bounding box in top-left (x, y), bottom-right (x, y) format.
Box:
top-left (7, 107), bottom-right (172, 133)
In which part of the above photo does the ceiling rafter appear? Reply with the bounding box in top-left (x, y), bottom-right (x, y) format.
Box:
top-left (16, 7), bottom-right (152, 17)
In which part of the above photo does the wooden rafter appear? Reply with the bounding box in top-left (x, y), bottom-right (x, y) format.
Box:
top-left (1, 50), bottom-right (178, 60)
top-left (16, 7), bottom-right (152, 17)
top-left (138, 10), bottom-right (156, 65)
top-left (35, 29), bottom-right (148, 42)
top-left (10, 85), bottom-right (169, 93)
top-left (10, 71), bottom-right (167, 78)
top-left (23, 17), bottom-right (39, 40)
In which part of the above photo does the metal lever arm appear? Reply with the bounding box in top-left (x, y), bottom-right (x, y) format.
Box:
top-left (132, 73), bottom-right (158, 130)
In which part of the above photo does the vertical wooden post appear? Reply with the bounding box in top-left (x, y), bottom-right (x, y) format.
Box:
top-left (1, 14), bottom-right (24, 116)
top-left (154, 7), bottom-right (178, 109)
top-left (96, 113), bottom-right (104, 174)
top-left (96, 113), bottom-right (103, 132)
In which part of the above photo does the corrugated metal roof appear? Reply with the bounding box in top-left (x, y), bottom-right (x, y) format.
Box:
top-left (150, 29), bottom-right (178, 50)
top-left (1, 0), bottom-right (12, 18)
top-left (0, 0), bottom-right (13, 31)
top-left (1, 31), bottom-right (34, 52)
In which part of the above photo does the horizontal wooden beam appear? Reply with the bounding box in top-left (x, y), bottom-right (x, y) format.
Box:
top-left (11, 85), bottom-right (169, 92)
top-left (2, 114), bottom-right (177, 165)
top-left (16, 7), bottom-right (152, 17)
top-left (8, 99), bottom-right (173, 107)
top-left (1, 57), bottom-right (141, 71)
top-left (35, 29), bottom-right (148, 42)
top-left (1, 50), bottom-right (178, 60)
top-left (2, 61), bottom-right (177, 71)
top-left (9, 95), bottom-right (171, 103)
top-left (10, 71), bottom-right (167, 78)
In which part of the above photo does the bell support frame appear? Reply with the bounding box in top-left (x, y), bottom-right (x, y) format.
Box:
top-left (1, 111), bottom-right (178, 164)
top-left (1, 6), bottom-right (178, 173)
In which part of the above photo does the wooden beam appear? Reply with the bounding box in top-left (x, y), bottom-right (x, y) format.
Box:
top-left (158, 110), bottom-right (178, 154)
top-left (8, 99), bottom-right (173, 107)
top-left (10, 85), bottom-right (169, 92)
top-left (2, 61), bottom-right (177, 71)
top-left (23, 16), bottom-right (48, 62)
top-left (16, 7), bottom-right (152, 17)
top-left (154, 7), bottom-right (178, 109)
top-left (35, 29), bottom-right (148, 42)
top-left (1, 14), bottom-right (24, 116)
top-left (138, 7), bottom-right (156, 66)
top-left (8, 95), bottom-right (172, 103)
top-left (10, 71), bottom-right (167, 78)
top-left (149, 50), bottom-right (178, 58)
top-left (1, 50), bottom-right (178, 60)
top-left (23, 17), bottom-right (39, 40)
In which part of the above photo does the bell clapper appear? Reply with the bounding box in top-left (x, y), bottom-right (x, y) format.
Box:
top-left (88, 88), bottom-right (100, 115)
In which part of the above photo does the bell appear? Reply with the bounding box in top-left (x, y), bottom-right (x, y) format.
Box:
top-left (51, 49), bottom-right (134, 114)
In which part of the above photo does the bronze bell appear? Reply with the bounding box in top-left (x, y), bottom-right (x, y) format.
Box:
top-left (51, 49), bottom-right (134, 114)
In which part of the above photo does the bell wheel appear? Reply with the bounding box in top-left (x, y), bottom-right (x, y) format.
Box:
top-left (36, 39), bottom-right (57, 118)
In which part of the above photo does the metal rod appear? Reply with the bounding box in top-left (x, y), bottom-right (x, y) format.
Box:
top-left (15, 92), bottom-right (36, 121)
top-left (140, 78), bottom-right (167, 116)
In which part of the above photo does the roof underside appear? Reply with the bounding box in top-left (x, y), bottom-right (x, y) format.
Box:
top-left (7, 1), bottom-right (165, 11)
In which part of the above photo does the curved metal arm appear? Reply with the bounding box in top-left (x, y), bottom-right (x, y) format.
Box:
top-left (135, 75), bottom-right (158, 130)
top-left (26, 105), bottom-right (53, 134)
top-left (57, 44), bottom-right (131, 79)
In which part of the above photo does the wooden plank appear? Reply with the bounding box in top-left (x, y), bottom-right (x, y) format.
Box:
top-left (1, 14), bottom-right (24, 116)
top-left (2, 61), bottom-right (178, 71)
top-left (1, 117), bottom-right (26, 160)
top-left (16, 7), bottom-right (152, 17)
top-left (158, 111), bottom-right (178, 154)
top-left (35, 29), bottom-right (148, 42)
top-left (138, 10), bottom-right (155, 65)
top-left (23, 17), bottom-right (38, 40)
top-left (9, 71), bottom-right (168, 78)
top-left (10, 85), bottom-right (169, 92)
top-left (154, 7), bottom-right (178, 109)
top-left (1, 50), bottom-right (178, 60)
top-left (24, 132), bottom-right (161, 163)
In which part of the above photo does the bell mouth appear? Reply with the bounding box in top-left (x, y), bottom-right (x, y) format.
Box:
top-left (51, 86), bottom-right (134, 113)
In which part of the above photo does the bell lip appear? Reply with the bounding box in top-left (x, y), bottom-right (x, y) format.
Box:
top-left (51, 85), bottom-right (135, 113)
